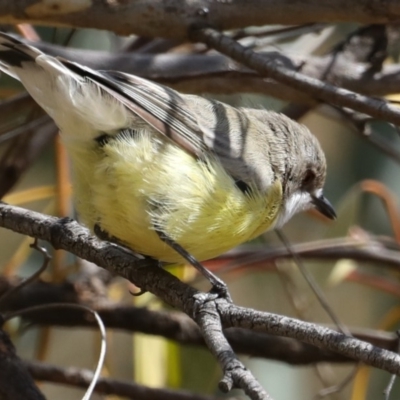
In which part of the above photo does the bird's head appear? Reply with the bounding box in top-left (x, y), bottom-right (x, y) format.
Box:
top-left (272, 117), bottom-right (336, 228)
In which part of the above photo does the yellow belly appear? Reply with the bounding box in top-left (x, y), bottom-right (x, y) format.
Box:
top-left (67, 131), bottom-right (283, 263)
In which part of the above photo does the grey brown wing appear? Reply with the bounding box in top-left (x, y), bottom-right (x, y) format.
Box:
top-left (60, 60), bottom-right (208, 158)
top-left (60, 59), bottom-right (262, 187)
top-left (110, 73), bottom-right (265, 188)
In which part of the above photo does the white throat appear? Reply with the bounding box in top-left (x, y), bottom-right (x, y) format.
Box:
top-left (274, 191), bottom-right (313, 228)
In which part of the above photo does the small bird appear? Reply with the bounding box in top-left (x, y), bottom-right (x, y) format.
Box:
top-left (0, 33), bottom-right (335, 292)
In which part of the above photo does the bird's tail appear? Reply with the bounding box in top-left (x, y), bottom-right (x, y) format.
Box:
top-left (0, 33), bottom-right (81, 136)
top-left (0, 32), bottom-right (133, 144)
top-left (0, 33), bottom-right (43, 80)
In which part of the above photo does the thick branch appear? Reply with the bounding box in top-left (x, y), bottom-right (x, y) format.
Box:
top-left (0, 277), bottom-right (397, 365)
top-left (218, 302), bottom-right (400, 376)
top-left (196, 300), bottom-right (271, 399)
top-left (0, 1), bottom-right (399, 38)
top-left (1, 203), bottom-right (400, 381)
top-left (0, 202), bottom-right (198, 313)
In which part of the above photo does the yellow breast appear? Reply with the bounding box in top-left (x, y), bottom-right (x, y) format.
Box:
top-left (67, 131), bottom-right (283, 263)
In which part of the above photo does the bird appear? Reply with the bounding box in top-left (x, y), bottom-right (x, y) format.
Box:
top-left (0, 32), bottom-right (335, 294)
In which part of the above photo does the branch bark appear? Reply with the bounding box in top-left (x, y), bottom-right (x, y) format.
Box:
top-left (196, 300), bottom-right (271, 399)
top-left (218, 302), bottom-right (400, 376)
top-left (1, 202), bottom-right (400, 381)
top-left (0, 275), bottom-right (397, 365)
top-left (26, 40), bottom-right (400, 101)
top-left (189, 27), bottom-right (400, 126)
top-left (1, 1), bottom-right (400, 38)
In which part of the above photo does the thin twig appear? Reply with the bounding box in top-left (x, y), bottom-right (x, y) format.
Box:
top-left (313, 366), bottom-right (358, 399)
top-left (0, 238), bottom-right (50, 307)
top-left (275, 229), bottom-right (351, 336)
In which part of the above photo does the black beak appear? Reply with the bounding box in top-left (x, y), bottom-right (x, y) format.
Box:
top-left (312, 194), bottom-right (336, 220)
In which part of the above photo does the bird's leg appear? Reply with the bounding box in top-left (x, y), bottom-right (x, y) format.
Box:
top-left (94, 223), bottom-right (153, 296)
top-left (155, 229), bottom-right (232, 302)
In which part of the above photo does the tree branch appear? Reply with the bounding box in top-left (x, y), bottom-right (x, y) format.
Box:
top-left (21, 40), bottom-right (400, 101)
top-left (196, 300), bottom-right (271, 399)
top-left (190, 27), bottom-right (400, 126)
top-left (0, 202), bottom-right (266, 398)
top-left (1, 202), bottom-right (400, 398)
top-left (0, 276), bottom-right (397, 365)
top-left (228, 238), bottom-right (400, 272)
top-left (218, 302), bottom-right (400, 376)
top-left (26, 359), bottom-right (221, 400)
top-left (0, 1), bottom-right (399, 38)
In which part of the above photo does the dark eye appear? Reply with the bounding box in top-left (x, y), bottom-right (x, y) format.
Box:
top-left (302, 169), bottom-right (315, 187)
